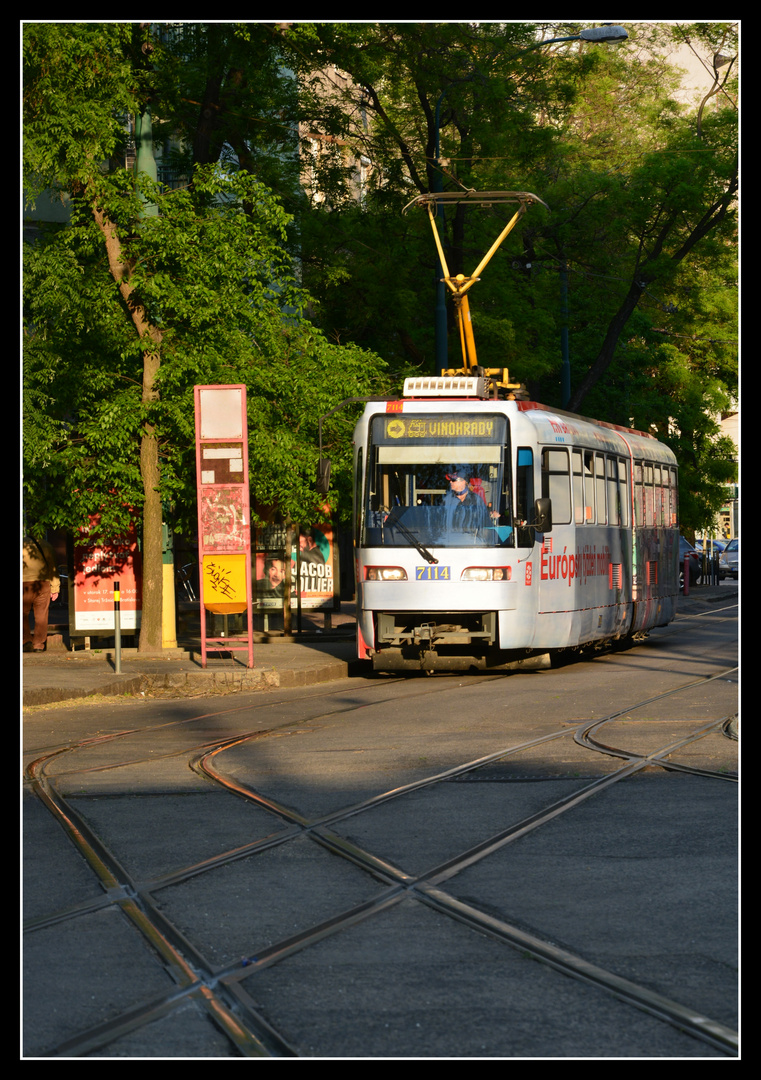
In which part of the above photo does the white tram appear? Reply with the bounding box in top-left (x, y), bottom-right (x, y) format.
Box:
top-left (353, 376), bottom-right (679, 672)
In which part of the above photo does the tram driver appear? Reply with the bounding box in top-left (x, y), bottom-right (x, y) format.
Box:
top-left (444, 466), bottom-right (493, 536)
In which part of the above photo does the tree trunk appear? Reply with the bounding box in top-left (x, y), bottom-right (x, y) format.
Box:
top-left (567, 279), bottom-right (646, 413)
top-left (138, 352), bottom-right (163, 651)
top-left (568, 164), bottom-right (737, 414)
top-left (92, 203), bottom-right (165, 651)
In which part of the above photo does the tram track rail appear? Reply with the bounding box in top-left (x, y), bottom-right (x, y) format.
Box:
top-left (202, 671), bottom-right (738, 1056)
top-left (675, 601), bottom-right (738, 620)
top-left (23, 649), bottom-right (738, 1059)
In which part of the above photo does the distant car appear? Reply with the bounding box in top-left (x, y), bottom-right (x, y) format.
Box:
top-left (679, 537), bottom-right (701, 588)
top-left (694, 538), bottom-right (727, 556)
top-left (718, 538), bottom-right (738, 580)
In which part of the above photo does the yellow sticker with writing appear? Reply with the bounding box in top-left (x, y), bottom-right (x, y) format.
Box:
top-left (202, 553), bottom-right (247, 607)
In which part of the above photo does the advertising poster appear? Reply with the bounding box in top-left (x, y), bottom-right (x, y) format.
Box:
top-left (255, 524), bottom-right (337, 611)
top-left (72, 517), bottom-right (142, 631)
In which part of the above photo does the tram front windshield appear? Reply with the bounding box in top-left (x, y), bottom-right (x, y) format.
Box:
top-left (363, 413), bottom-right (512, 548)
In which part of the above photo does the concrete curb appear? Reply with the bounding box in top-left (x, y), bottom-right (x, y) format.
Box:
top-left (22, 653), bottom-right (362, 707)
top-left (23, 675), bottom-right (146, 707)
top-left (136, 657), bottom-right (353, 696)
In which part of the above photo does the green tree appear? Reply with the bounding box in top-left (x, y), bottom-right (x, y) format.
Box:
top-left (23, 22), bottom-right (387, 649)
top-left (534, 22), bottom-right (739, 532)
top-left (275, 22), bottom-right (738, 533)
top-left (24, 20), bottom-right (738, 586)
top-left (562, 102), bottom-right (737, 414)
top-left (279, 22), bottom-right (575, 371)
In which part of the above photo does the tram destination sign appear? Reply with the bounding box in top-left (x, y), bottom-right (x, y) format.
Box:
top-left (379, 414), bottom-right (504, 443)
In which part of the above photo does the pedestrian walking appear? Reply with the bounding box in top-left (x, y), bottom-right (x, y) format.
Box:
top-left (23, 536), bottom-right (60, 652)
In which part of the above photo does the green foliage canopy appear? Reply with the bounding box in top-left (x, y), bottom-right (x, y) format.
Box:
top-left (23, 23), bottom-right (389, 546)
top-left (276, 21), bottom-right (738, 534)
top-left (23, 21), bottom-right (738, 555)
top-left (23, 164), bottom-right (386, 537)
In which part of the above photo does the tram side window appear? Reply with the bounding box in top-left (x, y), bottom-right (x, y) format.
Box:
top-left (644, 463), bottom-right (655, 527)
top-left (668, 467), bottom-right (678, 527)
top-left (607, 457), bottom-right (620, 526)
top-left (619, 459), bottom-right (630, 528)
top-left (617, 455), bottom-right (630, 527)
top-left (653, 466), bottom-right (663, 526)
top-left (572, 450), bottom-right (584, 524)
top-left (583, 451), bottom-right (595, 523)
top-left (633, 462), bottom-right (644, 527)
top-left (541, 448), bottom-right (571, 524)
top-left (515, 447), bottom-right (534, 546)
top-left (661, 467), bottom-right (670, 528)
top-left (354, 447), bottom-right (363, 544)
top-left (595, 454), bottom-right (607, 524)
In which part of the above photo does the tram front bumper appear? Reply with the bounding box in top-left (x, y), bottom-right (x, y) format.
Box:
top-left (370, 645), bottom-right (549, 673)
top-left (375, 610), bottom-right (497, 649)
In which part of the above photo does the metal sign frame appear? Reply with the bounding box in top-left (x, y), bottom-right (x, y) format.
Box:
top-left (194, 384), bottom-right (254, 668)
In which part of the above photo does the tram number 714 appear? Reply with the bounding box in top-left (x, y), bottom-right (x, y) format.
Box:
top-left (416, 566), bottom-right (451, 581)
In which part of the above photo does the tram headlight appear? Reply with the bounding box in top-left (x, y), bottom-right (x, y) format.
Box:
top-left (461, 567), bottom-right (511, 581)
top-left (365, 566), bottom-right (408, 581)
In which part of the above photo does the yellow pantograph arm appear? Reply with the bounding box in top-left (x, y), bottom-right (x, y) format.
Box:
top-left (427, 203), bottom-right (456, 292)
top-left (460, 205), bottom-right (524, 295)
top-left (454, 294), bottom-right (478, 369)
top-left (426, 201), bottom-right (525, 298)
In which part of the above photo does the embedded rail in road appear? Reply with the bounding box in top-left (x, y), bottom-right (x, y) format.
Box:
top-left (23, 605), bottom-right (738, 1058)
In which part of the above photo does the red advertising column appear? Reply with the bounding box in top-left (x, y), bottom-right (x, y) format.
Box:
top-left (194, 385), bottom-right (253, 668)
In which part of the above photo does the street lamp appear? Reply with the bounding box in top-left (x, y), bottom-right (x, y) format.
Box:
top-left (552, 26), bottom-right (628, 44)
top-left (432, 25), bottom-right (629, 374)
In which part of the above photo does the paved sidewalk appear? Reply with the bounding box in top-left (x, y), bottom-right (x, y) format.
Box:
top-left (22, 604), bottom-right (363, 707)
top-left (22, 585), bottom-right (737, 708)
top-left (676, 580), bottom-right (738, 617)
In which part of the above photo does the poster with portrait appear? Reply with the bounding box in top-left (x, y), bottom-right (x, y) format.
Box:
top-left (294, 525), bottom-right (336, 610)
top-left (254, 524), bottom-right (337, 611)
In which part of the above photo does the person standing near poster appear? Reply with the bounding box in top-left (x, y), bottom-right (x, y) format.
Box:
top-left (23, 536), bottom-right (60, 652)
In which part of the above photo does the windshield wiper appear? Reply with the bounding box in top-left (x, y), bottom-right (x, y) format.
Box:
top-left (384, 508), bottom-right (439, 564)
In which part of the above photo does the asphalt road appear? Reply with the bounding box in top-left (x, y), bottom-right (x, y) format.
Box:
top-left (22, 594), bottom-right (739, 1059)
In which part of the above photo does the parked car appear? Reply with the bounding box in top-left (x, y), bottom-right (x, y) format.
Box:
top-left (718, 538), bottom-right (738, 580)
top-left (679, 537), bottom-right (701, 588)
top-left (694, 538), bottom-right (727, 556)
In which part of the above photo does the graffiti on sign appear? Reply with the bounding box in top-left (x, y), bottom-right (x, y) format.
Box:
top-left (202, 553), bottom-right (247, 612)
